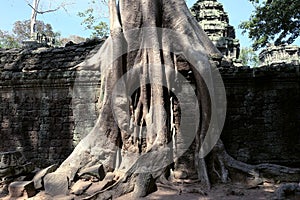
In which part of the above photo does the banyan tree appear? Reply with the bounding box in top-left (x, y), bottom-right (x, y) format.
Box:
top-left (44, 0), bottom-right (300, 199)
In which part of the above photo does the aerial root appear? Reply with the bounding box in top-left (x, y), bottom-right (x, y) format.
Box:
top-left (211, 140), bottom-right (300, 187)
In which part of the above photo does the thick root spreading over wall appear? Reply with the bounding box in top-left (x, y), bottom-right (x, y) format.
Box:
top-left (40, 0), bottom-right (300, 199)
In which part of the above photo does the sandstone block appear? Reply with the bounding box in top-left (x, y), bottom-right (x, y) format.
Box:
top-left (44, 172), bottom-right (69, 196)
top-left (78, 164), bottom-right (105, 181)
top-left (8, 181), bottom-right (36, 198)
top-left (33, 164), bottom-right (58, 189)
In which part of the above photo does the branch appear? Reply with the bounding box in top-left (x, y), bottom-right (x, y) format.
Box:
top-left (27, 2), bottom-right (61, 14)
top-left (24, 0), bottom-right (74, 15)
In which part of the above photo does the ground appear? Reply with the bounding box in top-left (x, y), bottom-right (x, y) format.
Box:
top-left (2, 181), bottom-right (300, 200)
top-left (117, 182), bottom-right (280, 200)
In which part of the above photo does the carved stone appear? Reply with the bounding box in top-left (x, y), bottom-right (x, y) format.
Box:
top-left (259, 44), bottom-right (300, 67)
top-left (191, 0), bottom-right (241, 65)
top-left (0, 151), bottom-right (34, 179)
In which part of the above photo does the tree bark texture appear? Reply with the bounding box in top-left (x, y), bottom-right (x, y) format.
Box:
top-left (30, 0), bottom-right (39, 37)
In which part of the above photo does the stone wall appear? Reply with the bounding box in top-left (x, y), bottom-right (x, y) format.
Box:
top-left (220, 65), bottom-right (300, 167)
top-left (0, 42), bottom-right (299, 168)
top-left (0, 39), bottom-right (102, 167)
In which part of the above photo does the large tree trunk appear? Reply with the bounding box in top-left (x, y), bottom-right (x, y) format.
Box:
top-left (43, 0), bottom-right (300, 199)
top-left (30, 0), bottom-right (39, 38)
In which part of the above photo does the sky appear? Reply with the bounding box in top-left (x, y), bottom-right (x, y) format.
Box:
top-left (0, 0), bottom-right (294, 49)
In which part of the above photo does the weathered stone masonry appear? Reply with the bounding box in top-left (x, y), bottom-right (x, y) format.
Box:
top-left (0, 41), bottom-right (299, 168)
top-left (220, 65), bottom-right (300, 167)
top-left (0, 39), bottom-right (102, 167)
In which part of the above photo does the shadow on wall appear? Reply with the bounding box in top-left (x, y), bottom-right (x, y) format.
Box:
top-left (0, 85), bottom-right (75, 168)
top-left (221, 72), bottom-right (300, 168)
top-left (0, 38), bottom-right (103, 168)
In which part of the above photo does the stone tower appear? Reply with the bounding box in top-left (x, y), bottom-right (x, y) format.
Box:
top-left (191, 0), bottom-right (240, 62)
top-left (259, 44), bottom-right (300, 67)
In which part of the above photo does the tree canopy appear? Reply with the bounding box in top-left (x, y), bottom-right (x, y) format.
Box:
top-left (0, 30), bottom-right (20, 49)
top-left (0, 20), bottom-right (59, 48)
top-left (239, 47), bottom-right (259, 67)
top-left (13, 20), bottom-right (59, 43)
top-left (77, 0), bottom-right (109, 38)
top-left (240, 0), bottom-right (300, 50)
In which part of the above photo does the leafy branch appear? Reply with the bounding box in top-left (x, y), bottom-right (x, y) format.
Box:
top-left (240, 0), bottom-right (300, 50)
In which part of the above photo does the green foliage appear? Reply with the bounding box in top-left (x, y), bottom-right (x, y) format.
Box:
top-left (78, 0), bottom-right (109, 38)
top-left (239, 47), bottom-right (259, 67)
top-left (1, 20), bottom-right (60, 48)
top-left (0, 30), bottom-right (20, 49)
top-left (13, 20), bottom-right (59, 43)
top-left (91, 21), bottom-right (109, 38)
top-left (240, 0), bottom-right (300, 50)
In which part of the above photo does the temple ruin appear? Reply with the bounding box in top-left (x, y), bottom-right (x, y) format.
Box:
top-left (259, 44), bottom-right (300, 67)
top-left (0, 0), bottom-right (300, 199)
top-left (191, 0), bottom-right (241, 64)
